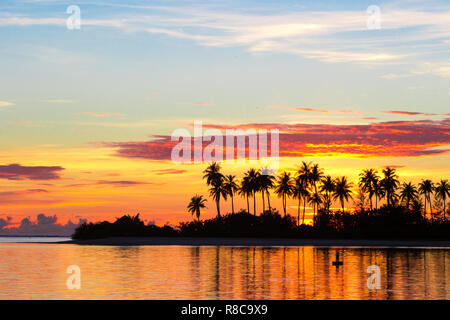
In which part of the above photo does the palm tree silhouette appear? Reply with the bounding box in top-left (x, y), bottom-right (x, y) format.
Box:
top-left (258, 170), bottom-right (275, 212)
top-left (333, 176), bottom-right (353, 212)
top-left (381, 167), bottom-right (399, 207)
top-left (419, 179), bottom-right (434, 217)
top-left (293, 175), bottom-right (309, 225)
top-left (245, 168), bottom-right (260, 216)
top-left (399, 182), bottom-right (418, 209)
top-left (187, 195), bottom-right (207, 221)
top-left (275, 171), bottom-right (294, 217)
top-left (373, 178), bottom-right (384, 210)
top-left (203, 162), bottom-right (225, 217)
top-left (223, 175), bottom-right (239, 214)
top-left (297, 161), bottom-right (312, 223)
top-left (239, 175), bottom-right (252, 214)
top-left (209, 179), bottom-right (227, 218)
top-left (310, 163), bottom-right (324, 194)
top-left (320, 175), bottom-right (335, 213)
top-left (359, 169), bottom-right (379, 211)
top-left (309, 192), bottom-right (322, 225)
top-left (435, 180), bottom-right (450, 218)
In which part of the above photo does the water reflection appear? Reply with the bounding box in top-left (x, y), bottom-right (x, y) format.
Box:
top-left (0, 244), bottom-right (448, 299)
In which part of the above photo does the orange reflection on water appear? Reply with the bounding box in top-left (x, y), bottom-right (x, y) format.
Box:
top-left (0, 244), bottom-right (448, 299)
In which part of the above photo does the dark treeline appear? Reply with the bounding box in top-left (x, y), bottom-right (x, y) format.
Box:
top-left (72, 214), bottom-right (178, 239)
top-left (194, 162), bottom-right (449, 222)
top-left (73, 162), bottom-right (449, 240)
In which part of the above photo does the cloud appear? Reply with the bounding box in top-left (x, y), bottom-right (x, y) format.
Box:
top-left (271, 106), bottom-right (363, 115)
top-left (0, 101), bottom-right (14, 108)
top-left (2, 3), bottom-right (450, 67)
top-left (65, 180), bottom-right (150, 188)
top-left (0, 213), bottom-right (86, 236)
top-left (82, 112), bottom-right (125, 117)
top-left (0, 164), bottom-right (64, 180)
top-left (153, 169), bottom-right (187, 175)
top-left (95, 180), bottom-right (150, 186)
top-left (8, 121), bottom-right (42, 127)
top-left (271, 106), bottom-right (329, 113)
top-left (181, 102), bottom-right (216, 107)
top-left (42, 99), bottom-right (78, 103)
top-left (0, 189), bottom-right (48, 198)
top-left (413, 62), bottom-right (450, 78)
top-left (103, 119), bottom-right (450, 159)
top-left (382, 111), bottom-right (449, 116)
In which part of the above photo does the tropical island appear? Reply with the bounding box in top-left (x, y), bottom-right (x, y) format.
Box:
top-left (69, 162), bottom-right (450, 245)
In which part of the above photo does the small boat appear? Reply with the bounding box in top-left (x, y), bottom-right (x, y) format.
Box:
top-left (332, 252), bottom-right (343, 266)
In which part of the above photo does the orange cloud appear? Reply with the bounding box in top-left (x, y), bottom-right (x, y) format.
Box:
top-left (0, 164), bottom-right (64, 180)
top-left (104, 119), bottom-right (450, 160)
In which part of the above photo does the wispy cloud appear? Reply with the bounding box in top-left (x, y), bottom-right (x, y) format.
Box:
top-left (153, 169), bottom-right (187, 175)
top-left (0, 164), bottom-right (64, 180)
top-left (181, 102), bottom-right (216, 107)
top-left (42, 99), bottom-right (78, 103)
top-left (383, 110), bottom-right (449, 116)
top-left (271, 106), bottom-right (329, 113)
top-left (8, 121), bottom-right (43, 127)
top-left (0, 101), bottom-right (14, 108)
top-left (82, 112), bottom-right (125, 117)
top-left (1, 2), bottom-right (449, 68)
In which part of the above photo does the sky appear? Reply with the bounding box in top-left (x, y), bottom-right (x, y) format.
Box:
top-left (0, 0), bottom-right (449, 232)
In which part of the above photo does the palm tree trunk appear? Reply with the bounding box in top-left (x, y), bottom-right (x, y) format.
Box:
top-left (423, 195), bottom-right (427, 218)
top-left (267, 191), bottom-right (271, 212)
top-left (231, 194), bottom-right (235, 215)
top-left (341, 197), bottom-right (345, 212)
top-left (302, 198), bottom-right (306, 224)
top-left (444, 199), bottom-right (446, 219)
top-left (369, 196), bottom-right (373, 211)
top-left (297, 197), bottom-right (301, 226)
top-left (283, 194), bottom-right (287, 217)
top-left (262, 191), bottom-right (266, 213)
top-left (246, 194), bottom-right (250, 214)
top-left (253, 191), bottom-right (256, 216)
top-left (216, 199), bottom-right (221, 218)
top-left (428, 194), bottom-right (432, 216)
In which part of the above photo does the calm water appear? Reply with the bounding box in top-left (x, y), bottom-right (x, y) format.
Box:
top-left (0, 240), bottom-right (448, 299)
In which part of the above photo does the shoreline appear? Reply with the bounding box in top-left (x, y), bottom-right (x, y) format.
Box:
top-left (58, 237), bottom-right (450, 248)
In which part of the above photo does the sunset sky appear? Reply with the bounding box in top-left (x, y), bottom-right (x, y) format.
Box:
top-left (0, 0), bottom-right (449, 230)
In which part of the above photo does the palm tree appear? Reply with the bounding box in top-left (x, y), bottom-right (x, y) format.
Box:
top-left (275, 172), bottom-right (294, 217)
top-left (203, 162), bottom-right (223, 186)
top-left (203, 162), bottom-right (225, 217)
top-left (239, 176), bottom-right (252, 214)
top-left (359, 169), bottom-right (379, 211)
top-left (258, 170), bottom-right (275, 212)
top-left (209, 179), bottom-right (227, 218)
top-left (419, 179), bottom-right (434, 217)
top-left (309, 192), bottom-right (322, 225)
top-left (373, 178), bottom-right (384, 210)
top-left (297, 161), bottom-right (312, 223)
top-left (187, 195), bottom-right (207, 221)
top-left (297, 161), bottom-right (311, 189)
top-left (399, 182), bottom-right (418, 209)
top-left (245, 168), bottom-right (260, 216)
top-left (381, 167), bottom-right (399, 207)
top-left (293, 175), bottom-right (309, 225)
top-left (320, 175), bottom-right (335, 213)
top-left (223, 175), bottom-right (239, 214)
top-left (333, 176), bottom-right (353, 212)
top-left (435, 180), bottom-right (450, 218)
top-left (310, 163), bottom-right (324, 194)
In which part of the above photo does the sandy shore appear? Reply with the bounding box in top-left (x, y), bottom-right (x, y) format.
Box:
top-left (59, 237), bottom-right (450, 247)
